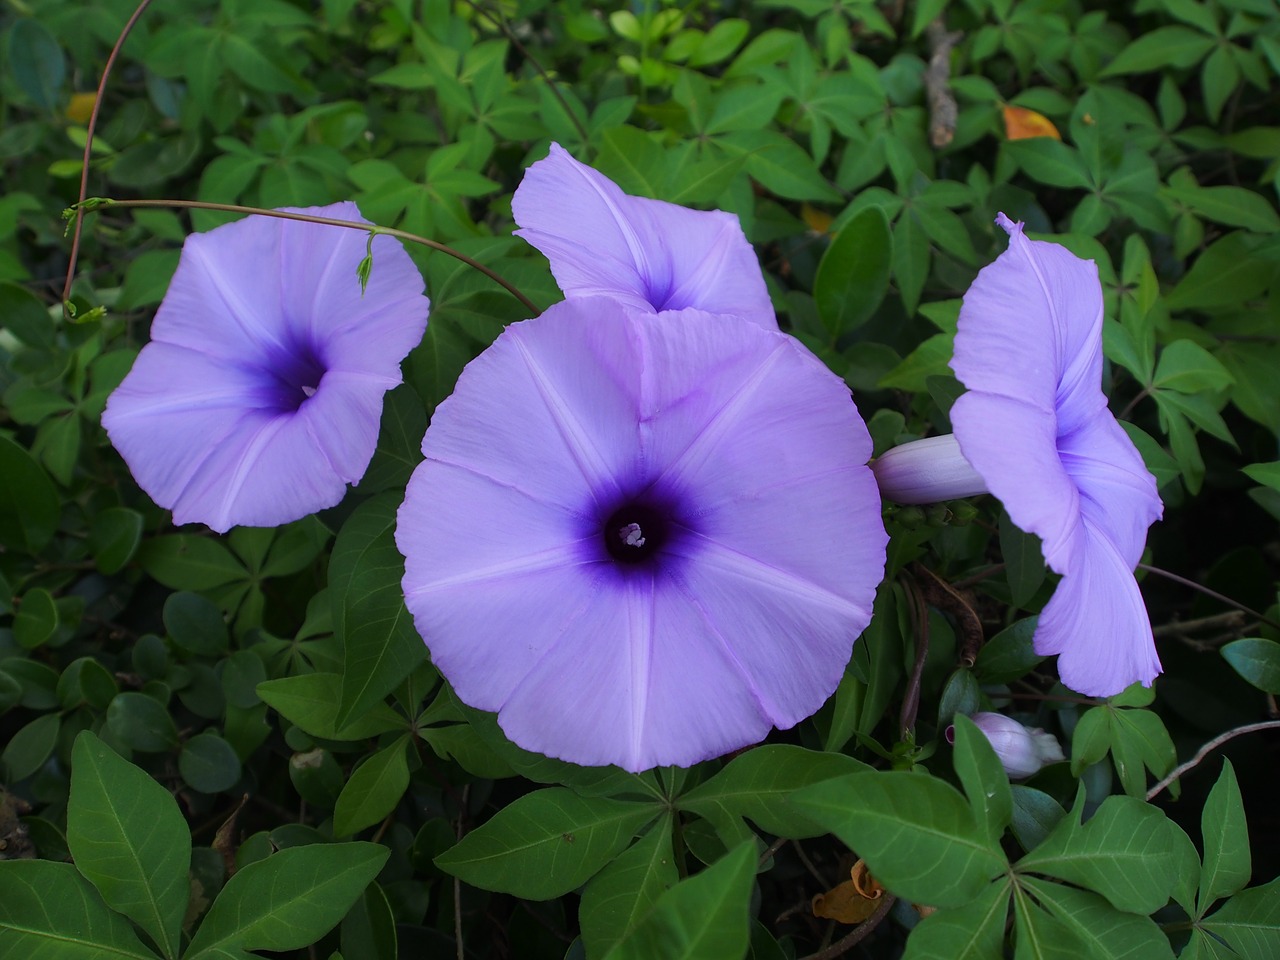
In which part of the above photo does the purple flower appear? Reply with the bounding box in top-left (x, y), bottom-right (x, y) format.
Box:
top-left (947, 712), bottom-right (1065, 780)
top-left (396, 298), bottom-right (886, 771)
top-left (512, 143), bottom-right (775, 329)
top-left (873, 214), bottom-right (1162, 697)
top-left (103, 203), bottom-right (429, 533)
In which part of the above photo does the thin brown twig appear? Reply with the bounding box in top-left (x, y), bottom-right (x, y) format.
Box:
top-left (923, 20), bottom-right (961, 149)
top-left (1138, 563), bottom-right (1280, 632)
top-left (72, 198), bottom-right (540, 315)
top-left (798, 895), bottom-right (897, 960)
top-left (758, 836), bottom-right (788, 868)
top-left (63, 0), bottom-right (158, 313)
top-left (1147, 720), bottom-right (1280, 800)
top-left (455, 783), bottom-right (470, 960)
top-left (1152, 610), bottom-right (1248, 639)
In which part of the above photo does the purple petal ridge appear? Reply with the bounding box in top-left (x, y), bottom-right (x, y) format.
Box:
top-left (950, 214), bottom-right (1163, 697)
top-left (103, 203), bottom-right (429, 532)
top-left (512, 143), bottom-right (776, 329)
top-left (397, 299), bottom-right (885, 771)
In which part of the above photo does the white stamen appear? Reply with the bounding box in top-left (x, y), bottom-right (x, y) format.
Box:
top-left (301, 384), bottom-right (317, 398)
top-left (618, 522), bottom-right (645, 548)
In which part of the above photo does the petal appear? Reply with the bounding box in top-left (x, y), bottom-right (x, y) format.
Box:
top-left (951, 391), bottom-right (1080, 573)
top-left (513, 143), bottom-right (775, 328)
top-left (1058, 415), bottom-right (1162, 567)
top-left (1035, 517), bottom-right (1161, 697)
top-left (951, 214), bottom-right (1106, 426)
top-left (871, 434), bottom-right (989, 504)
top-left (421, 299), bottom-right (643, 508)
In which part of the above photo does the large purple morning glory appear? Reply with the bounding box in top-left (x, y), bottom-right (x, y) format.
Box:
top-left (512, 143), bottom-right (776, 329)
top-left (103, 203), bottom-right (430, 533)
top-left (396, 298), bottom-right (886, 771)
top-left (873, 214), bottom-right (1163, 697)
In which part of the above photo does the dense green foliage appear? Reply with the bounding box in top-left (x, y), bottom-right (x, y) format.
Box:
top-left (2, 0), bottom-right (1279, 957)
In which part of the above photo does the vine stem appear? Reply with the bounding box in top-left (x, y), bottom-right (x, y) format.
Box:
top-left (73, 198), bottom-right (540, 315)
top-left (1146, 720), bottom-right (1280, 800)
top-left (797, 895), bottom-right (897, 960)
top-left (62, 0), bottom-right (158, 313)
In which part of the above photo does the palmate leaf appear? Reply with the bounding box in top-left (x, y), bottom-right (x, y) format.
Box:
top-left (0, 860), bottom-right (159, 960)
top-left (950, 715), bottom-right (1013, 845)
top-left (579, 813), bottom-right (678, 958)
top-left (1198, 877), bottom-right (1280, 960)
top-left (680, 745), bottom-right (869, 841)
top-left (791, 771), bottom-right (1008, 908)
top-left (1021, 878), bottom-right (1173, 959)
top-left (1198, 759), bottom-right (1251, 913)
top-left (329, 493), bottom-right (427, 730)
top-left (435, 788), bottom-right (661, 900)
top-left (183, 843), bottom-right (388, 959)
top-left (1015, 791), bottom-right (1176, 915)
top-left (67, 732), bottom-right (191, 960)
top-left (902, 877), bottom-right (1010, 960)
top-left (602, 843), bottom-right (755, 960)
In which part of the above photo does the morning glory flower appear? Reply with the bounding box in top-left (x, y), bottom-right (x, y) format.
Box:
top-left (947, 712), bottom-right (1065, 780)
top-left (872, 214), bottom-right (1163, 697)
top-left (396, 297), bottom-right (886, 771)
top-left (512, 142), bottom-right (776, 329)
top-left (103, 203), bottom-right (429, 533)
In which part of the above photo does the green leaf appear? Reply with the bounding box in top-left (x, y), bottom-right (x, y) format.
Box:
top-left (1199, 759), bottom-right (1251, 911)
top-left (951, 715), bottom-right (1014, 844)
top-left (1005, 139), bottom-right (1092, 190)
top-left (6, 19), bottom-right (65, 112)
top-left (1, 713), bottom-right (59, 782)
top-left (814, 206), bottom-right (892, 340)
top-left (580, 814), bottom-right (678, 957)
top-left (89, 508), bottom-right (144, 574)
top-left (0, 860), bottom-right (158, 959)
top-left (722, 129), bottom-right (841, 202)
top-left (333, 736), bottom-right (411, 837)
top-left (435, 788), bottom-right (659, 900)
top-left (163, 592), bottom-right (229, 656)
top-left (1000, 512), bottom-right (1046, 609)
top-left (185, 843), bottom-right (388, 958)
top-left (68, 732), bottom-right (190, 960)
top-left (1220, 637), bottom-right (1280, 693)
top-left (257, 674), bottom-right (405, 741)
top-left (179, 733), bottom-right (243, 795)
top-left (330, 493), bottom-right (427, 730)
top-left (680, 745), bottom-right (869, 840)
top-left (902, 878), bottom-right (1010, 960)
top-left (792, 771), bottom-right (1007, 907)
top-left (1021, 878), bottom-right (1174, 959)
top-left (603, 843), bottom-right (755, 960)
top-left (1164, 183), bottom-right (1280, 233)
top-left (1011, 884), bottom-right (1086, 960)
top-left (974, 618), bottom-right (1044, 685)
top-left (106, 692), bottom-right (179, 752)
top-left (137, 536), bottom-right (247, 590)
top-left (1009, 787), bottom-right (1066, 853)
top-left (1101, 26), bottom-right (1215, 74)
top-left (0, 435), bottom-right (59, 553)
top-left (1152, 341), bottom-right (1234, 394)
top-left (1165, 232), bottom-right (1271, 311)
top-left (13, 587), bottom-right (58, 649)
top-left (878, 333), bottom-right (953, 392)
top-left (1200, 876), bottom-right (1280, 960)
top-left (1015, 791), bottom-right (1175, 914)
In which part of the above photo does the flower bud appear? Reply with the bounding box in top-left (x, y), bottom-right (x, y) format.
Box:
top-left (947, 711), bottom-right (1065, 779)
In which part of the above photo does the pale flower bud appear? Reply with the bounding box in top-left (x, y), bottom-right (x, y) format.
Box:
top-left (947, 711), bottom-right (1065, 779)
top-left (871, 434), bottom-right (989, 504)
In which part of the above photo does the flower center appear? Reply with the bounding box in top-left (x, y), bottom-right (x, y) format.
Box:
top-left (603, 503), bottom-right (668, 564)
top-left (265, 341), bottom-right (327, 412)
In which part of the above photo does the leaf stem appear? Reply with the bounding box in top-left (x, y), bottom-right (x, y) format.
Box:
top-left (797, 895), bottom-right (897, 960)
